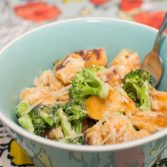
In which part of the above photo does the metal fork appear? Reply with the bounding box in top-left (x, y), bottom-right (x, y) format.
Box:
top-left (141, 11), bottom-right (167, 87)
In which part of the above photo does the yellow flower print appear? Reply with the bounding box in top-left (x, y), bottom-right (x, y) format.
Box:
top-left (8, 140), bottom-right (33, 166)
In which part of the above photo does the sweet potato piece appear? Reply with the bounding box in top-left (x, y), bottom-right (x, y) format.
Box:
top-left (85, 87), bottom-right (137, 120)
top-left (85, 96), bottom-right (106, 120)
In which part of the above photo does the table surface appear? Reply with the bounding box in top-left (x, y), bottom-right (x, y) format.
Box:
top-left (0, 0), bottom-right (166, 166)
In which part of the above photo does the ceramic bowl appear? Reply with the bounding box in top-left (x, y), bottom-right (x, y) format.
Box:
top-left (0, 18), bottom-right (167, 167)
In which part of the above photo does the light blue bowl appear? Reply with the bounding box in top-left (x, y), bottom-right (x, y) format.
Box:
top-left (0, 18), bottom-right (167, 167)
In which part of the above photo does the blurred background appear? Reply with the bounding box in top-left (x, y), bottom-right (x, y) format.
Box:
top-left (0, 0), bottom-right (167, 167)
top-left (0, 0), bottom-right (167, 50)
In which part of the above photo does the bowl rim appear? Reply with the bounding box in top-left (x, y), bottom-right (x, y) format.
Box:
top-left (0, 17), bottom-right (167, 152)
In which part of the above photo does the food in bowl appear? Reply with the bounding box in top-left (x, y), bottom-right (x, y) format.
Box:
top-left (16, 48), bottom-right (167, 145)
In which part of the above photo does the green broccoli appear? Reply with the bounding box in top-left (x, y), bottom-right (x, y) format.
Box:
top-left (57, 109), bottom-right (76, 137)
top-left (18, 115), bottom-right (34, 133)
top-left (65, 103), bottom-right (87, 133)
top-left (17, 101), bottom-right (85, 143)
top-left (34, 105), bottom-right (60, 127)
top-left (123, 69), bottom-right (152, 111)
top-left (29, 110), bottom-right (47, 136)
top-left (17, 104), bottom-right (52, 136)
top-left (65, 103), bottom-right (86, 121)
top-left (16, 102), bottom-right (47, 135)
top-left (56, 107), bottom-right (84, 144)
top-left (66, 66), bottom-right (109, 138)
top-left (69, 66), bottom-right (110, 104)
top-left (18, 108), bottom-right (47, 136)
top-left (17, 104), bottom-right (61, 136)
top-left (16, 101), bottom-right (32, 117)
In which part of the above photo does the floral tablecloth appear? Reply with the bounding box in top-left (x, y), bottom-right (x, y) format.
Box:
top-left (0, 0), bottom-right (166, 166)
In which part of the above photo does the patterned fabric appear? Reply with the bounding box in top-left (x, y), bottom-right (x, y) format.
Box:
top-left (0, 0), bottom-right (166, 166)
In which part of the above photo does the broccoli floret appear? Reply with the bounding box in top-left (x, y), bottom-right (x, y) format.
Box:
top-left (65, 103), bottom-right (87, 133)
top-left (29, 110), bottom-right (47, 136)
top-left (57, 109), bottom-right (76, 137)
top-left (65, 103), bottom-right (86, 121)
top-left (18, 115), bottom-right (34, 133)
top-left (16, 101), bottom-right (32, 117)
top-left (34, 105), bottom-right (54, 127)
top-left (49, 103), bottom-right (86, 143)
top-left (17, 101), bottom-right (85, 143)
top-left (69, 66), bottom-right (110, 104)
top-left (73, 121), bottom-right (83, 134)
top-left (56, 108), bottom-right (84, 144)
top-left (16, 102), bottom-right (47, 135)
top-left (18, 104), bottom-right (62, 136)
top-left (123, 69), bottom-right (152, 111)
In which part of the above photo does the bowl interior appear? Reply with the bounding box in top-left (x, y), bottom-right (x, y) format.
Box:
top-left (0, 18), bottom-right (167, 126)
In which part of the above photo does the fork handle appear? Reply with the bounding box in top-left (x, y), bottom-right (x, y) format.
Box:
top-left (154, 11), bottom-right (167, 49)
